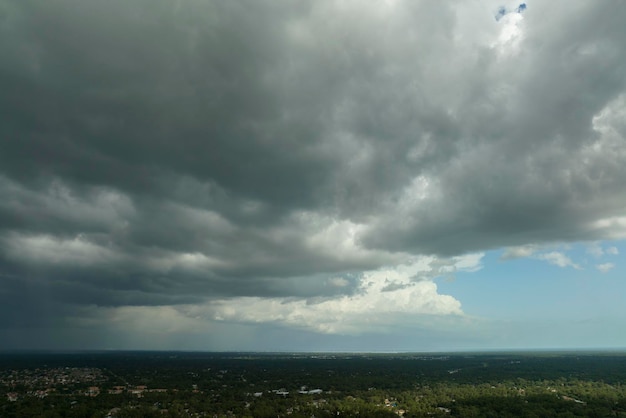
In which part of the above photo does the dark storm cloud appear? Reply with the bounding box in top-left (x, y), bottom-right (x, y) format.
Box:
top-left (1, 0), bottom-right (626, 332)
top-left (0, 0), bottom-right (458, 215)
top-left (362, 2), bottom-right (626, 254)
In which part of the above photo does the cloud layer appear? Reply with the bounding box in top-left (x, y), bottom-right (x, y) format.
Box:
top-left (1, 0), bottom-right (625, 347)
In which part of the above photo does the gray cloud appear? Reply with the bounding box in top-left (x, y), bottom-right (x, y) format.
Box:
top-left (1, 0), bottom-right (626, 343)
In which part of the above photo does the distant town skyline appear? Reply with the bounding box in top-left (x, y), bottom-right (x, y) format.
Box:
top-left (1, 0), bottom-right (626, 351)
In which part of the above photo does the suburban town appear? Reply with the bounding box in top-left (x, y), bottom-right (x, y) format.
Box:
top-left (1, 352), bottom-right (626, 417)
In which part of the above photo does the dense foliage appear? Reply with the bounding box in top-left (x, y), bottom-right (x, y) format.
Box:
top-left (1, 351), bottom-right (625, 417)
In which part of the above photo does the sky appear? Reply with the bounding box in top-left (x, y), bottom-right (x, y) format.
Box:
top-left (1, 0), bottom-right (626, 352)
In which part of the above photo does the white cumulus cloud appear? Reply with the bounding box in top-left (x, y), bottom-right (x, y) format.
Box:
top-left (596, 263), bottom-right (615, 273)
top-left (537, 251), bottom-right (582, 270)
top-left (501, 245), bottom-right (538, 260)
top-left (195, 255), bottom-right (484, 334)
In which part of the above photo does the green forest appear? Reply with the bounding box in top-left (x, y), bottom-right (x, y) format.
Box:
top-left (1, 351), bottom-right (625, 417)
